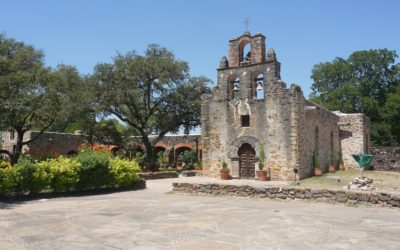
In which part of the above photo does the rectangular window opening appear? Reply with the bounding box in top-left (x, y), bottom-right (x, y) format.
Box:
top-left (241, 115), bottom-right (250, 127)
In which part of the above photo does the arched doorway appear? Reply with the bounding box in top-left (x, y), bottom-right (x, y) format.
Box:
top-left (238, 143), bottom-right (256, 179)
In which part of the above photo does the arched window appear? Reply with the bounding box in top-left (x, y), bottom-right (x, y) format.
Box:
top-left (234, 77), bottom-right (240, 99)
top-left (239, 41), bottom-right (251, 65)
top-left (330, 130), bottom-right (334, 154)
top-left (228, 76), bottom-right (240, 100)
top-left (256, 74), bottom-right (264, 100)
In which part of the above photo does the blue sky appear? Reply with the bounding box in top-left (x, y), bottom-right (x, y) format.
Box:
top-left (1, 0), bottom-right (399, 97)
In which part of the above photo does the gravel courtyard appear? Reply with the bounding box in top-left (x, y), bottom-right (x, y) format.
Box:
top-left (1, 178), bottom-right (400, 250)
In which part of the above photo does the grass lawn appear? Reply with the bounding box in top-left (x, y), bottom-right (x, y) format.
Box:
top-left (299, 169), bottom-right (400, 192)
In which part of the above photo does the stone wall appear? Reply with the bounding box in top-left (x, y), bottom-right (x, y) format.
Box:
top-left (1, 131), bottom-right (31, 153)
top-left (337, 113), bottom-right (370, 169)
top-left (173, 182), bottom-right (400, 208)
top-left (1, 131), bottom-right (85, 156)
top-left (1, 131), bottom-right (201, 160)
top-left (27, 131), bottom-right (86, 156)
top-left (300, 104), bottom-right (340, 178)
top-left (202, 32), bottom-right (294, 180)
top-left (370, 147), bottom-right (400, 172)
top-left (139, 171), bottom-right (179, 180)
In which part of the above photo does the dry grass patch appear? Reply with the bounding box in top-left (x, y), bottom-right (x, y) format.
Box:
top-left (299, 169), bottom-right (400, 192)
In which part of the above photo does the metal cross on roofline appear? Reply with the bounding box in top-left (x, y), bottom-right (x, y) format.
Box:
top-left (244, 17), bottom-right (251, 31)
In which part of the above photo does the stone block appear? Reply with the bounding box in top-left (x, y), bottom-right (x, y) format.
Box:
top-left (326, 176), bottom-right (341, 182)
top-left (369, 193), bottom-right (379, 203)
top-left (358, 192), bottom-right (370, 202)
top-left (346, 191), bottom-right (358, 200)
top-left (336, 195), bottom-right (348, 202)
top-left (181, 170), bottom-right (196, 177)
top-left (391, 194), bottom-right (400, 201)
top-left (389, 200), bottom-right (400, 207)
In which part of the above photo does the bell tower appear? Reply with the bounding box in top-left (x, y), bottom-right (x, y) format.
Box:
top-left (227, 31), bottom-right (266, 67)
top-left (217, 31), bottom-right (281, 101)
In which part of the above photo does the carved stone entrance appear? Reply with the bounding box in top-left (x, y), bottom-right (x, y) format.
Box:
top-left (238, 143), bottom-right (256, 179)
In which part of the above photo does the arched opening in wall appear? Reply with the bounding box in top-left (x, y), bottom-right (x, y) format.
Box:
top-left (238, 143), bottom-right (256, 179)
top-left (365, 133), bottom-right (369, 153)
top-left (330, 130), bottom-right (334, 154)
top-left (256, 73), bottom-right (264, 100)
top-left (131, 146), bottom-right (144, 159)
top-left (174, 146), bottom-right (192, 167)
top-left (234, 77), bottom-right (240, 100)
top-left (67, 150), bottom-right (78, 157)
top-left (239, 40), bottom-right (251, 64)
top-left (227, 75), bottom-right (238, 100)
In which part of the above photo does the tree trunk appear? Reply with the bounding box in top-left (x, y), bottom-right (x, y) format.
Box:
top-left (11, 130), bottom-right (25, 165)
top-left (141, 135), bottom-right (157, 171)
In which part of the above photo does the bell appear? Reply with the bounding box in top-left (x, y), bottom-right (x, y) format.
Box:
top-left (256, 82), bottom-right (263, 91)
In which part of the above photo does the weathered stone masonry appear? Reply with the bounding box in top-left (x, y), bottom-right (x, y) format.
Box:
top-left (370, 147), bottom-right (400, 172)
top-left (201, 32), bottom-right (370, 180)
top-left (173, 182), bottom-right (400, 208)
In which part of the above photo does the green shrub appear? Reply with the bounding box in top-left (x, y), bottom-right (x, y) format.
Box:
top-left (178, 150), bottom-right (198, 170)
top-left (259, 143), bottom-right (265, 170)
top-left (37, 157), bottom-right (80, 193)
top-left (222, 161), bottom-right (228, 170)
top-left (0, 161), bottom-right (12, 168)
top-left (313, 151), bottom-right (320, 169)
top-left (0, 151), bottom-right (142, 196)
top-left (32, 159), bottom-right (52, 193)
top-left (14, 158), bottom-right (36, 194)
top-left (109, 157), bottom-right (141, 187)
top-left (0, 166), bottom-right (19, 196)
top-left (76, 150), bottom-right (111, 190)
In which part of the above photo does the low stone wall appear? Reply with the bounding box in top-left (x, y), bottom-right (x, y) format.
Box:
top-left (139, 171), bottom-right (179, 180)
top-left (172, 183), bottom-right (400, 208)
top-left (371, 147), bottom-right (400, 172)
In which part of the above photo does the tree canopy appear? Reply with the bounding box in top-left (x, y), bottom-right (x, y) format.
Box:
top-left (92, 44), bottom-right (211, 168)
top-left (310, 49), bottom-right (400, 146)
top-left (0, 34), bottom-right (84, 163)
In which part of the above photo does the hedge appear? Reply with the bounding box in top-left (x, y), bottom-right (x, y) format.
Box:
top-left (0, 152), bottom-right (141, 197)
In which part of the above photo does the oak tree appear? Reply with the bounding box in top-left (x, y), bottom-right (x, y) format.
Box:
top-left (93, 44), bottom-right (210, 169)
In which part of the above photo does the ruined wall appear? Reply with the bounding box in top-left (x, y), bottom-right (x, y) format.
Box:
top-left (337, 113), bottom-right (370, 169)
top-left (26, 132), bottom-right (86, 155)
top-left (1, 131), bottom-right (86, 157)
top-left (370, 147), bottom-right (400, 172)
top-left (1, 131), bottom-right (30, 153)
top-left (300, 104), bottom-right (340, 178)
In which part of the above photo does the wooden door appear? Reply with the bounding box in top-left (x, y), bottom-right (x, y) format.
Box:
top-left (238, 143), bottom-right (256, 179)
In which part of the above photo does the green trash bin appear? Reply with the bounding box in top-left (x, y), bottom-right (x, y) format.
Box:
top-left (352, 154), bottom-right (374, 176)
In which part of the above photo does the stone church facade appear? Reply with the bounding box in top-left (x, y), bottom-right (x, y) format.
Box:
top-left (201, 32), bottom-right (370, 181)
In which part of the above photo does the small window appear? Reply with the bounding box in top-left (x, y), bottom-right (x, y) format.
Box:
top-left (10, 131), bottom-right (15, 140)
top-left (241, 115), bottom-right (250, 127)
